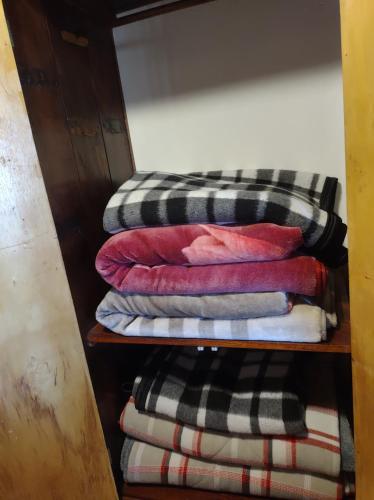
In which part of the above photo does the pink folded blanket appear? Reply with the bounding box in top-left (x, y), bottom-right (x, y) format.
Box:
top-left (97, 256), bottom-right (326, 297)
top-left (96, 223), bottom-right (325, 296)
top-left (97, 223), bottom-right (302, 269)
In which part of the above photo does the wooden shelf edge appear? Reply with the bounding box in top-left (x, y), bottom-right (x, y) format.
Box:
top-left (113, 0), bottom-right (216, 27)
top-left (122, 482), bottom-right (268, 499)
top-left (122, 482), bottom-right (354, 500)
top-left (87, 320), bottom-right (350, 353)
top-left (88, 268), bottom-right (350, 353)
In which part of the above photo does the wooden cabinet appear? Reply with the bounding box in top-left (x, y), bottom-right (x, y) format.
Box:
top-left (1, 0), bottom-right (373, 498)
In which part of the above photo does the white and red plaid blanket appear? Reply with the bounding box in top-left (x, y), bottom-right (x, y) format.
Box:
top-left (121, 437), bottom-right (343, 499)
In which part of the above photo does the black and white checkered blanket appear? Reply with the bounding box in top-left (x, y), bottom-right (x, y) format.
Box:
top-left (132, 348), bottom-right (306, 436)
top-left (103, 170), bottom-right (346, 265)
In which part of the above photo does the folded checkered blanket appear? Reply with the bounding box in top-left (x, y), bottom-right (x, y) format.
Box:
top-left (103, 170), bottom-right (347, 265)
top-left (132, 349), bottom-right (306, 435)
top-left (122, 356), bottom-right (340, 477)
top-left (121, 438), bottom-right (343, 499)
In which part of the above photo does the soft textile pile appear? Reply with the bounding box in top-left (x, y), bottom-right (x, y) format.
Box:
top-left (93, 169), bottom-right (354, 496)
top-left (95, 221), bottom-right (334, 343)
top-left (119, 349), bottom-right (354, 499)
top-left (96, 272), bottom-right (336, 342)
top-left (103, 170), bottom-right (347, 267)
top-left (96, 224), bottom-right (325, 295)
top-left (95, 168), bottom-right (342, 344)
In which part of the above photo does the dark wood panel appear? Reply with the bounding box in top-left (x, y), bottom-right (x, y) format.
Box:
top-left (45, 3), bottom-right (113, 252)
top-left (89, 27), bottom-right (134, 188)
top-left (113, 0), bottom-right (216, 26)
top-left (4, 0), bottom-right (81, 236)
top-left (5, 0), bottom-right (134, 332)
top-left (3, 0), bottom-right (104, 331)
top-left (113, 0), bottom-right (159, 14)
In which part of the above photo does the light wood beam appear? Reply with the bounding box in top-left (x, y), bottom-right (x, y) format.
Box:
top-left (340, 0), bottom-right (374, 497)
top-left (0, 2), bottom-right (117, 498)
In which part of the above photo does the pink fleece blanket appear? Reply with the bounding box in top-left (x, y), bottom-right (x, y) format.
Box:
top-left (96, 224), bottom-right (326, 296)
top-left (97, 223), bottom-right (302, 266)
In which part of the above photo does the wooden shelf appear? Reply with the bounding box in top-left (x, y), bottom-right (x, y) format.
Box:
top-left (88, 267), bottom-right (350, 353)
top-left (123, 483), bottom-right (267, 499)
top-left (122, 482), bottom-right (354, 500)
top-left (87, 319), bottom-right (350, 352)
top-left (87, 279), bottom-right (350, 352)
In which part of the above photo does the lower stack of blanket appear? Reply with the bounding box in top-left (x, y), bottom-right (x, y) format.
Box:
top-left (120, 348), bottom-right (354, 499)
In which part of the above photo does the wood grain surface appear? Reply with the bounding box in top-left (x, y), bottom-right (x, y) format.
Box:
top-left (123, 483), bottom-right (266, 499)
top-left (4, 0), bottom-right (134, 334)
top-left (113, 0), bottom-right (216, 26)
top-left (0, 1), bottom-right (117, 497)
top-left (340, 0), bottom-right (374, 497)
top-left (87, 320), bottom-right (351, 353)
top-left (88, 25), bottom-right (135, 189)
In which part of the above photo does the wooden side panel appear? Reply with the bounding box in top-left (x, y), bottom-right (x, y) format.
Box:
top-left (340, 0), bottom-right (374, 497)
top-left (3, 0), bottom-right (107, 332)
top-left (4, 0), bottom-right (134, 333)
top-left (89, 27), bottom-right (134, 189)
top-left (45, 4), bottom-right (113, 252)
top-left (0, 1), bottom-right (117, 498)
top-left (4, 0), bottom-right (106, 332)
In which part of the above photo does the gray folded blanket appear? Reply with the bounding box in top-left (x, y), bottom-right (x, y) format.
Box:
top-left (96, 272), bottom-right (336, 342)
top-left (97, 301), bottom-right (333, 343)
top-left (97, 290), bottom-right (290, 320)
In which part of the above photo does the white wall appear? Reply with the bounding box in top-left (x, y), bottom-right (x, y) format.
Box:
top-left (114, 0), bottom-right (346, 221)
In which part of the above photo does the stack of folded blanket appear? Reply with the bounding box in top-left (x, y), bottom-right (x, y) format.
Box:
top-left (102, 170), bottom-right (347, 266)
top-left (95, 169), bottom-right (345, 344)
top-left (93, 169), bottom-right (354, 497)
top-left (119, 348), bottom-right (354, 499)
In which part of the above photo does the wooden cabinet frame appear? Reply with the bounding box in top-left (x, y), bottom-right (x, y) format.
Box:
top-left (1, 0), bottom-right (373, 498)
top-left (340, 1), bottom-right (374, 497)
